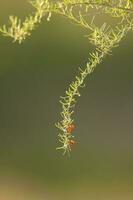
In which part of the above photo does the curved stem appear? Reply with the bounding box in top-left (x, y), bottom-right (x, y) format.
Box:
top-left (56, 21), bottom-right (133, 155)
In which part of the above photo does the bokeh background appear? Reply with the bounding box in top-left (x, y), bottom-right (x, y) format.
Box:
top-left (0, 1), bottom-right (133, 199)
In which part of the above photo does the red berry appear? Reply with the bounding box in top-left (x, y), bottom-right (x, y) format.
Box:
top-left (66, 124), bottom-right (75, 133)
top-left (69, 139), bottom-right (76, 145)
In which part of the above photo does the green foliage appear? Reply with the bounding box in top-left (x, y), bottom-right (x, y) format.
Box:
top-left (0, 0), bottom-right (133, 155)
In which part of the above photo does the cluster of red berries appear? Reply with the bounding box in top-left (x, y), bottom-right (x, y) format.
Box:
top-left (66, 124), bottom-right (76, 145)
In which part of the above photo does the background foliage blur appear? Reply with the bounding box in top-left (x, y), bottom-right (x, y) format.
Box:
top-left (0, 0), bottom-right (133, 199)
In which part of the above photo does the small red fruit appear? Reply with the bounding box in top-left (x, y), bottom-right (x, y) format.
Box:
top-left (66, 124), bottom-right (75, 133)
top-left (69, 139), bottom-right (76, 145)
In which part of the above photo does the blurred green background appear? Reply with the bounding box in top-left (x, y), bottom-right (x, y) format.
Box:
top-left (0, 1), bottom-right (133, 199)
